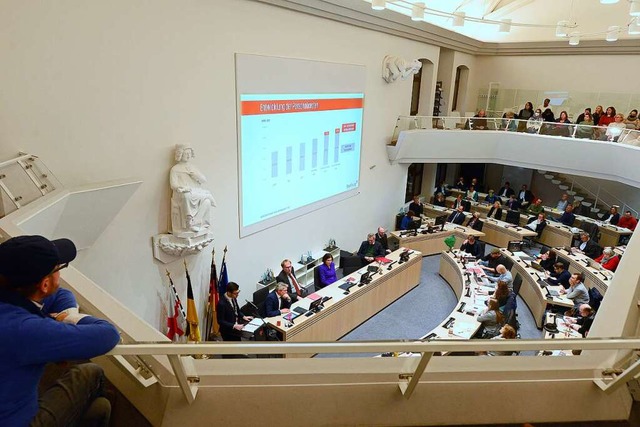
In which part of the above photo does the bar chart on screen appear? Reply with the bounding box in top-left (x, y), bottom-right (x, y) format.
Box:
top-left (240, 93), bottom-right (364, 229)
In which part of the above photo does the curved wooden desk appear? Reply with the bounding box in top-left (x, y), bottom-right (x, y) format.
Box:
top-left (389, 223), bottom-right (484, 256)
top-left (266, 248), bottom-right (422, 357)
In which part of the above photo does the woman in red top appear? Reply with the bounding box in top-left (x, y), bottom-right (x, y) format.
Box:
top-left (594, 247), bottom-right (620, 272)
top-left (598, 106), bottom-right (617, 127)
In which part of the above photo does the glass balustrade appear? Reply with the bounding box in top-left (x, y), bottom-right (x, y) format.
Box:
top-left (0, 154), bottom-right (60, 218)
top-left (391, 115), bottom-right (640, 146)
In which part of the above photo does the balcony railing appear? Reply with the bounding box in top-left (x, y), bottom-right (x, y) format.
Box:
top-left (391, 115), bottom-right (640, 147)
top-left (108, 337), bottom-right (640, 404)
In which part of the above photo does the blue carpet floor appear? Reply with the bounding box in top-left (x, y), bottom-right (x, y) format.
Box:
top-left (317, 247), bottom-right (543, 358)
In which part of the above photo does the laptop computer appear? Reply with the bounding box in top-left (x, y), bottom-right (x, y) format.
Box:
top-left (529, 261), bottom-right (545, 272)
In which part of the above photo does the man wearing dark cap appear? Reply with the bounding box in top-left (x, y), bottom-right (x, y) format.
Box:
top-left (0, 235), bottom-right (120, 426)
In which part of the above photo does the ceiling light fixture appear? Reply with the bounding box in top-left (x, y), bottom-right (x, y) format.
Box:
top-left (606, 25), bottom-right (620, 40)
top-left (453, 11), bottom-right (465, 27)
top-left (498, 19), bottom-right (511, 33)
top-left (629, 17), bottom-right (640, 34)
top-left (600, 0), bottom-right (619, 4)
top-left (411, 2), bottom-right (425, 21)
top-left (631, 0), bottom-right (640, 16)
top-left (371, 0), bottom-right (386, 11)
top-left (569, 32), bottom-right (580, 45)
top-left (556, 20), bottom-right (570, 37)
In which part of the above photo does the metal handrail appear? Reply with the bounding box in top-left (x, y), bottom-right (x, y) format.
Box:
top-left (108, 338), bottom-right (640, 402)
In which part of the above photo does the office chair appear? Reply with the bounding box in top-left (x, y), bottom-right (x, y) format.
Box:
top-left (342, 255), bottom-right (364, 276)
top-left (505, 210), bottom-right (520, 225)
top-left (581, 222), bottom-right (601, 244)
top-left (512, 274), bottom-right (523, 296)
top-left (313, 266), bottom-right (322, 292)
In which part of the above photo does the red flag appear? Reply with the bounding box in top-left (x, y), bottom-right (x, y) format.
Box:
top-left (167, 290), bottom-right (184, 341)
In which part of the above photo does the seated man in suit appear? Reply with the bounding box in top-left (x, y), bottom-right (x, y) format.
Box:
top-left (357, 233), bottom-right (385, 264)
top-left (566, 304), bottom-right (595, 337)
top-left (216, 282), bottom-right (253, 342)
top-left (498, 181), bottom-right (515, 199)
top-left (466, 212), bottom-right (483, 231)
top-left (556, 204), bottom-right (576, 226)
top-left (575, 232), bottom-right (601, 259)
top-left (460, 235), bottom-right (483, 258)
top-left (275, 259), bottom-right (306, 301)
top-left (602, 206), bottom-right (620, 225)
top-left (526, 213), bottom-right (548, 237)
top-left (375, 226), bottom-right (391, 254)
top-left (447, 205), bottom-right (466, 225)
top-left (452, 194), bottom-right (464, 210)
top-left (487, 201), bottom-right (503, 220)
top-left (505, 194), bottom-right (521, 211)
top-left (264, 283), bottom-right (291, 317)
top-left (454, 176), bottom-right (466, 191)
top-left (408, 195), bottom-right (424, 216)
top-left (517, 184), bottom-right (534, 210)
top-left (434, 181), bottom-right (448, 197)
top-left (544, 262), bottom-right (571, 289)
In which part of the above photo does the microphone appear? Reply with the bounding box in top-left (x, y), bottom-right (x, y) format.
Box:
top-left (245, 299), bottom-right (260, 313)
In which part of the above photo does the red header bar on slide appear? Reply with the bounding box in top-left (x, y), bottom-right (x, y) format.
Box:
top-left (241, 98), bottom-right (364, 115)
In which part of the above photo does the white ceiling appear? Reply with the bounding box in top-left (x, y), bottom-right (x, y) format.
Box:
top-left (365, 0), bottom-right (640, 43)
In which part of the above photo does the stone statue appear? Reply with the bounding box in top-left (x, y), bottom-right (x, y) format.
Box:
top-left (382, 55), bottom-right (422, 83)
top-left (170, 145), bottom-right (217, 237)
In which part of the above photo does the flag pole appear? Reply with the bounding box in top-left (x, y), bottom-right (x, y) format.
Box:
top-left (166, 269), bottom-right (186, 320)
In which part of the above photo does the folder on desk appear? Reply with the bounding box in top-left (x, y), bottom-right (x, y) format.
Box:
top-left (375, 256), bottom-right (392, 264)
top-left (339, 281), bottom-right (358, 291)
top-left (293, 307), bottom-right (308, 315)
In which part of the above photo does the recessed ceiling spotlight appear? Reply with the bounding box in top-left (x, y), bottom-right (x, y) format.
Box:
top-left (569, 32), bottom-right (580, 45)
top-left (453, 11), bottom-right (465, 27)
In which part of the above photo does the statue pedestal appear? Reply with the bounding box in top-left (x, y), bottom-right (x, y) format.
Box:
top-left (152, 232), bottom-right (214, 264)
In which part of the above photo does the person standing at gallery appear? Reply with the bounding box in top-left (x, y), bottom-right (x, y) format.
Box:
top-left (0, 235), bottom-right (120, 426)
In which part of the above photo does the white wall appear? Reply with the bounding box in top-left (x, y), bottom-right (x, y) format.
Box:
top-left (0, 0), bottom-right (440, 329)
top-left (436, 49), bottom-right (476, 115)
top-left (471, 55), bottom-right (640, 114)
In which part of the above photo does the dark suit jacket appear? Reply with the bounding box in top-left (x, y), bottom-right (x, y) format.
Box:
top-left (518, 190), bottom-right (534, 203)
top-left (498, 186), bottom-right (515, 198)
top-left (558, 212), bottom-right (576, 226)
top-left (375, 233), bottom-right (389, 252)
top-left (580, 239), bottom-right (601, 259)
top-left (487, 206), bottom-right (503, 220)
top-left (506, 199), bottom-right (521, 210)
top-left (357, 241), bottom-right (384, 261)
top-left (448, 211), bottom-right (466, 225)
top-left (460, 241), bottom-right (483, 258)
top-left (216, 297), bottom-right (244, 340)
top-left (275, 270), bottom-right (306, 299)
top-left (548, 269), bottom-right (571, 289)
top-left (434, 186), bottom-right (448, 196)
top-left (526, 217), bottom-right (547, 236)
top-left (602, 212), bottom-right (620, 225)
top-left (466, 217), bottom-right (484, 231)
top-left (409, 202), bottom-right (423, 216)
top-left (265, 291), bottom-right (291, 317)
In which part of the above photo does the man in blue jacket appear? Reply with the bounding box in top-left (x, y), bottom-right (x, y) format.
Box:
top-left (0, 235), bottom-right (120, 426)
